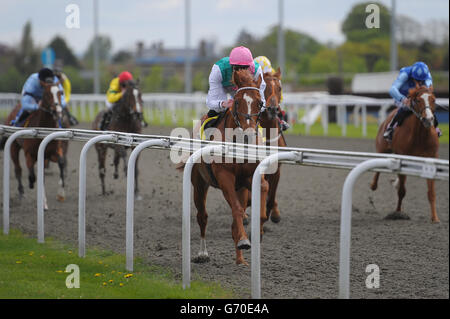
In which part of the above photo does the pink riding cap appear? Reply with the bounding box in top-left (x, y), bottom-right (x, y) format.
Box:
top-left (229, 46), bottom-right (255, 74)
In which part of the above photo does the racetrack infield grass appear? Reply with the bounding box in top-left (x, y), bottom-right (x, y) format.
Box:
top-left (0, 229), bottom-right (234, 299)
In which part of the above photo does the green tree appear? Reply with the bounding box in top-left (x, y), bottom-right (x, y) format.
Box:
top-left (342, 2), bottom-right (391, 42)
top-left (142, 66), bottom-right (164, 92)
top-left (83, 35), bottom-right (113, 67)
top-left (14, 21), bottom-right (39, 74)
top-left (48, 35), bottom-right (79, 68)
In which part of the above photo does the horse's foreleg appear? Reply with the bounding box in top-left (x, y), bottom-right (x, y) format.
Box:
top-left (395, 174), bottom-right (407, 212)
top-left (96, 145), bottom-right (107, 195)
top-left (266, 167), bottom-right (281, 223)
top-left (134, 152), bottom-right (142, 200)
top-left (427, 179), bottom-right (439, 223)
top-left (56, 153), bottom-right (66, 202)
top-left (215, 170), bottom-right (249, 265)
top-left (11, 144), bottom-right (24, 197)
top-left (113, 147), bottom-right (120, 179)
top-left (193, 167), bottom-right (210, 262)
top-left (25, 153), bottom-right (36, 189)
top-left (370, 172), bottom-right (380, 191)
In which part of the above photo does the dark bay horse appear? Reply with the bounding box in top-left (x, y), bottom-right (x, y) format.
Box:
top-left (370, 84), bottom-right (440, 222)
top-left (92, 80), bottom-right (143, 197)
top-left (3, 83), bottom-right (67, 207)
top-left (179, 69), bottom-right (269, 266)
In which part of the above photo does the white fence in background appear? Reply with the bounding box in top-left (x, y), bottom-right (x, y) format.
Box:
top-left (1, 92), bottom-right (448, 137)
top-left (1, 125), bottom-right (448, 299)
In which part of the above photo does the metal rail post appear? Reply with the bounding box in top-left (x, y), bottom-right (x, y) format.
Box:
top-left (78, 134), bottom-right (116, 257)
top-left (338, 158), bottom-right (400, 299)
top-left (126, 138), bottom-right (169, 271)
top-left (2, 129), bottom-right (36, 234)
top-left (37, 131), bottom-right (72, 243)
top-left (182, 144), bottom-right (227, 289)
top-left (251, 151), bottom-right (302, 299)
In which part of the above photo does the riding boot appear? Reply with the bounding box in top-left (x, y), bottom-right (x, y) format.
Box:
top-left (12, 110), bottom-right (30, 127)
top-left (384, 107), bottom-right (407, 141)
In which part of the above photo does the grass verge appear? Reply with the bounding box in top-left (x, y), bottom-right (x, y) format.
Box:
top-left (0, 229), bottom-right (234, 299)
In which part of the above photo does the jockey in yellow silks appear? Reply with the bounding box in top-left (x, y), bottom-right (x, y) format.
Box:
top-left (53, 60), bottom-right (78, 125)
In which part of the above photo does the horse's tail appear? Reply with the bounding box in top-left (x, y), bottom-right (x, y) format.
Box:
top-left (0, 136), bottom-right (8, 151)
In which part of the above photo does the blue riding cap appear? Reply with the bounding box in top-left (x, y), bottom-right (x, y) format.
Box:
top-left (411, 62), bottom-right (429, 81)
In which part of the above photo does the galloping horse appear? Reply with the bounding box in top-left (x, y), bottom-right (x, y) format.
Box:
top-left (257, 68), bottom-right (287, 224)
top-left (92, 80), bottom-right (143, 197)
top-left (179, 69), bottom-right (269, 266)
top-left (2, 83), bottom-right (67, 207)
top-left (370, 84), bottom-right (440, 222)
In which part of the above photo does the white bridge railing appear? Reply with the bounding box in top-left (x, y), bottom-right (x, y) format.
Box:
top-left (0, 124), bottom-right (448, 299)
top-left (1, 92), bottom-right (448, 137)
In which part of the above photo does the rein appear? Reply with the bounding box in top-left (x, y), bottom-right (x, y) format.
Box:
top-left (232, 86), bottom-right (264, 129)
top-left (409, 88), bottom-right (434, 125)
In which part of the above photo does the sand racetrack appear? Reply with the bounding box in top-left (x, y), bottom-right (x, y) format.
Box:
top-left (1, 124), bottom-right (448, 299)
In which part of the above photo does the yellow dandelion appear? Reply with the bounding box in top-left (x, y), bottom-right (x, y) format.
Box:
top-left (102, 282), bottom-right (107, 286)
top-left (124, 273), bottom-right (133, 278)
top-left (28, 251), bottom-right (34, 256)
top-left (16, 260), bottom-right (22, 264)
top-left (109, 280), bottom-right (114, 283)
top-left (56, 270), bottom-right (64, 273)
top-left (98, 261), bottom-right (103, 264)
top-left (94, 273), bottom-right (102, 277)
top-left (68, 250), bottom-right (73, 254)
top-left (119, 283), bottom-right (124, 287)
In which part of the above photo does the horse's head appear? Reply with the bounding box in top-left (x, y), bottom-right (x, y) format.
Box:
top-left (262, 68), bottom-right (282, 120)
top-left (408, 84), bottom-right (436, 129)
top-left (41, 82), bottom-right (63, 123)
top-left (231, 69), bottom-right (264, 134)
top-left (117, 79), bottom-right (143, 116)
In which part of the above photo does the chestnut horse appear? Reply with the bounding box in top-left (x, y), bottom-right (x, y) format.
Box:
top-left (180, 69), bottom-right (269, 266)
top-left (257, 68), bottom-right (287, 224)
top-left (3, 83), bottom-right (67, 207)
top-left (92, 80), bottom-right (143, 197)
top-left (370, 84), bottom-right (440, 222)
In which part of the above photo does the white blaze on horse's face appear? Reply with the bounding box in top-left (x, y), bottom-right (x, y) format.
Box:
top-left (50, 85), bottom-right (62, 114)
top-left (133, 88), bottom-right (141, 113)
top-left (420, 93), bottom-right (434, 124)
top-left (243, 93), bottom-right (253, 124)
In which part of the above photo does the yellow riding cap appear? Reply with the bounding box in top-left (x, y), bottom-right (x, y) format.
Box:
top-left (254, 56), bottom-right (275, 74)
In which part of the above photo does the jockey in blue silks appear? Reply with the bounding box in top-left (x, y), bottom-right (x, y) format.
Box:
top-left (11, 68), bottom-right (66, 127)
top-left (384, 61), bottom-right (441, 141)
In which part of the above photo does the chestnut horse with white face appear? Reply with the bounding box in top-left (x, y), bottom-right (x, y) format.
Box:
top-left (179, 69), bottom-right (269, 266)
top-left (370, 84), bottom-right (440, 222)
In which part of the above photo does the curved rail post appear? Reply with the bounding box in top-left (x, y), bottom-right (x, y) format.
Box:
top-left (251, 151), bottom-right (303, 299)
top-left (37, 131), bottom-right (73, 243)
top-left (2, 129), bottom-right (37, 235)
top-left (338, 158), bottom-right (400, 299)
top-left (78, 134), bottom-right (117, 257)
top-left (126, 138), bottom-right (169, 271)
top-left (182, 144), bottom-right (227, 289)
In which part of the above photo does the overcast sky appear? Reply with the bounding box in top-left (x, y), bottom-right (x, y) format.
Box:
top-left (0, 0), bottom-right (448, 56)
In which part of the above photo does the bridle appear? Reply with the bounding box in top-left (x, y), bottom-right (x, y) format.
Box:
top-left (409, 87), bottom-right (434, 125)
top-left (231, 86), bottom-right (265, 129)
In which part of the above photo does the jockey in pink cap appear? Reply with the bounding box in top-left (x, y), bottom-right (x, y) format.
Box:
top-left (206, 46), bottom-right (266, 119)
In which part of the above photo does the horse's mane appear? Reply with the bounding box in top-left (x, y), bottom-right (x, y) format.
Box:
top-left (408, 85), bottom-right (433, 98)
top-left (232, 69), bottom-right (257, 88)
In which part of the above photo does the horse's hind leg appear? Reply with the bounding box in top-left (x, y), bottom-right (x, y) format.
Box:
top-left (192, 166), bottom-right (210, 263)
top-left (370, 172), bottom-right (380, 191)
top-left (395, 174), bottom-right (407, 212)
top-left (113, 147), bottom-right (120, 179)
top-left (427, 179), bottom-right (439, 223)
top-left (134, 152), bottom-right (142, 200)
